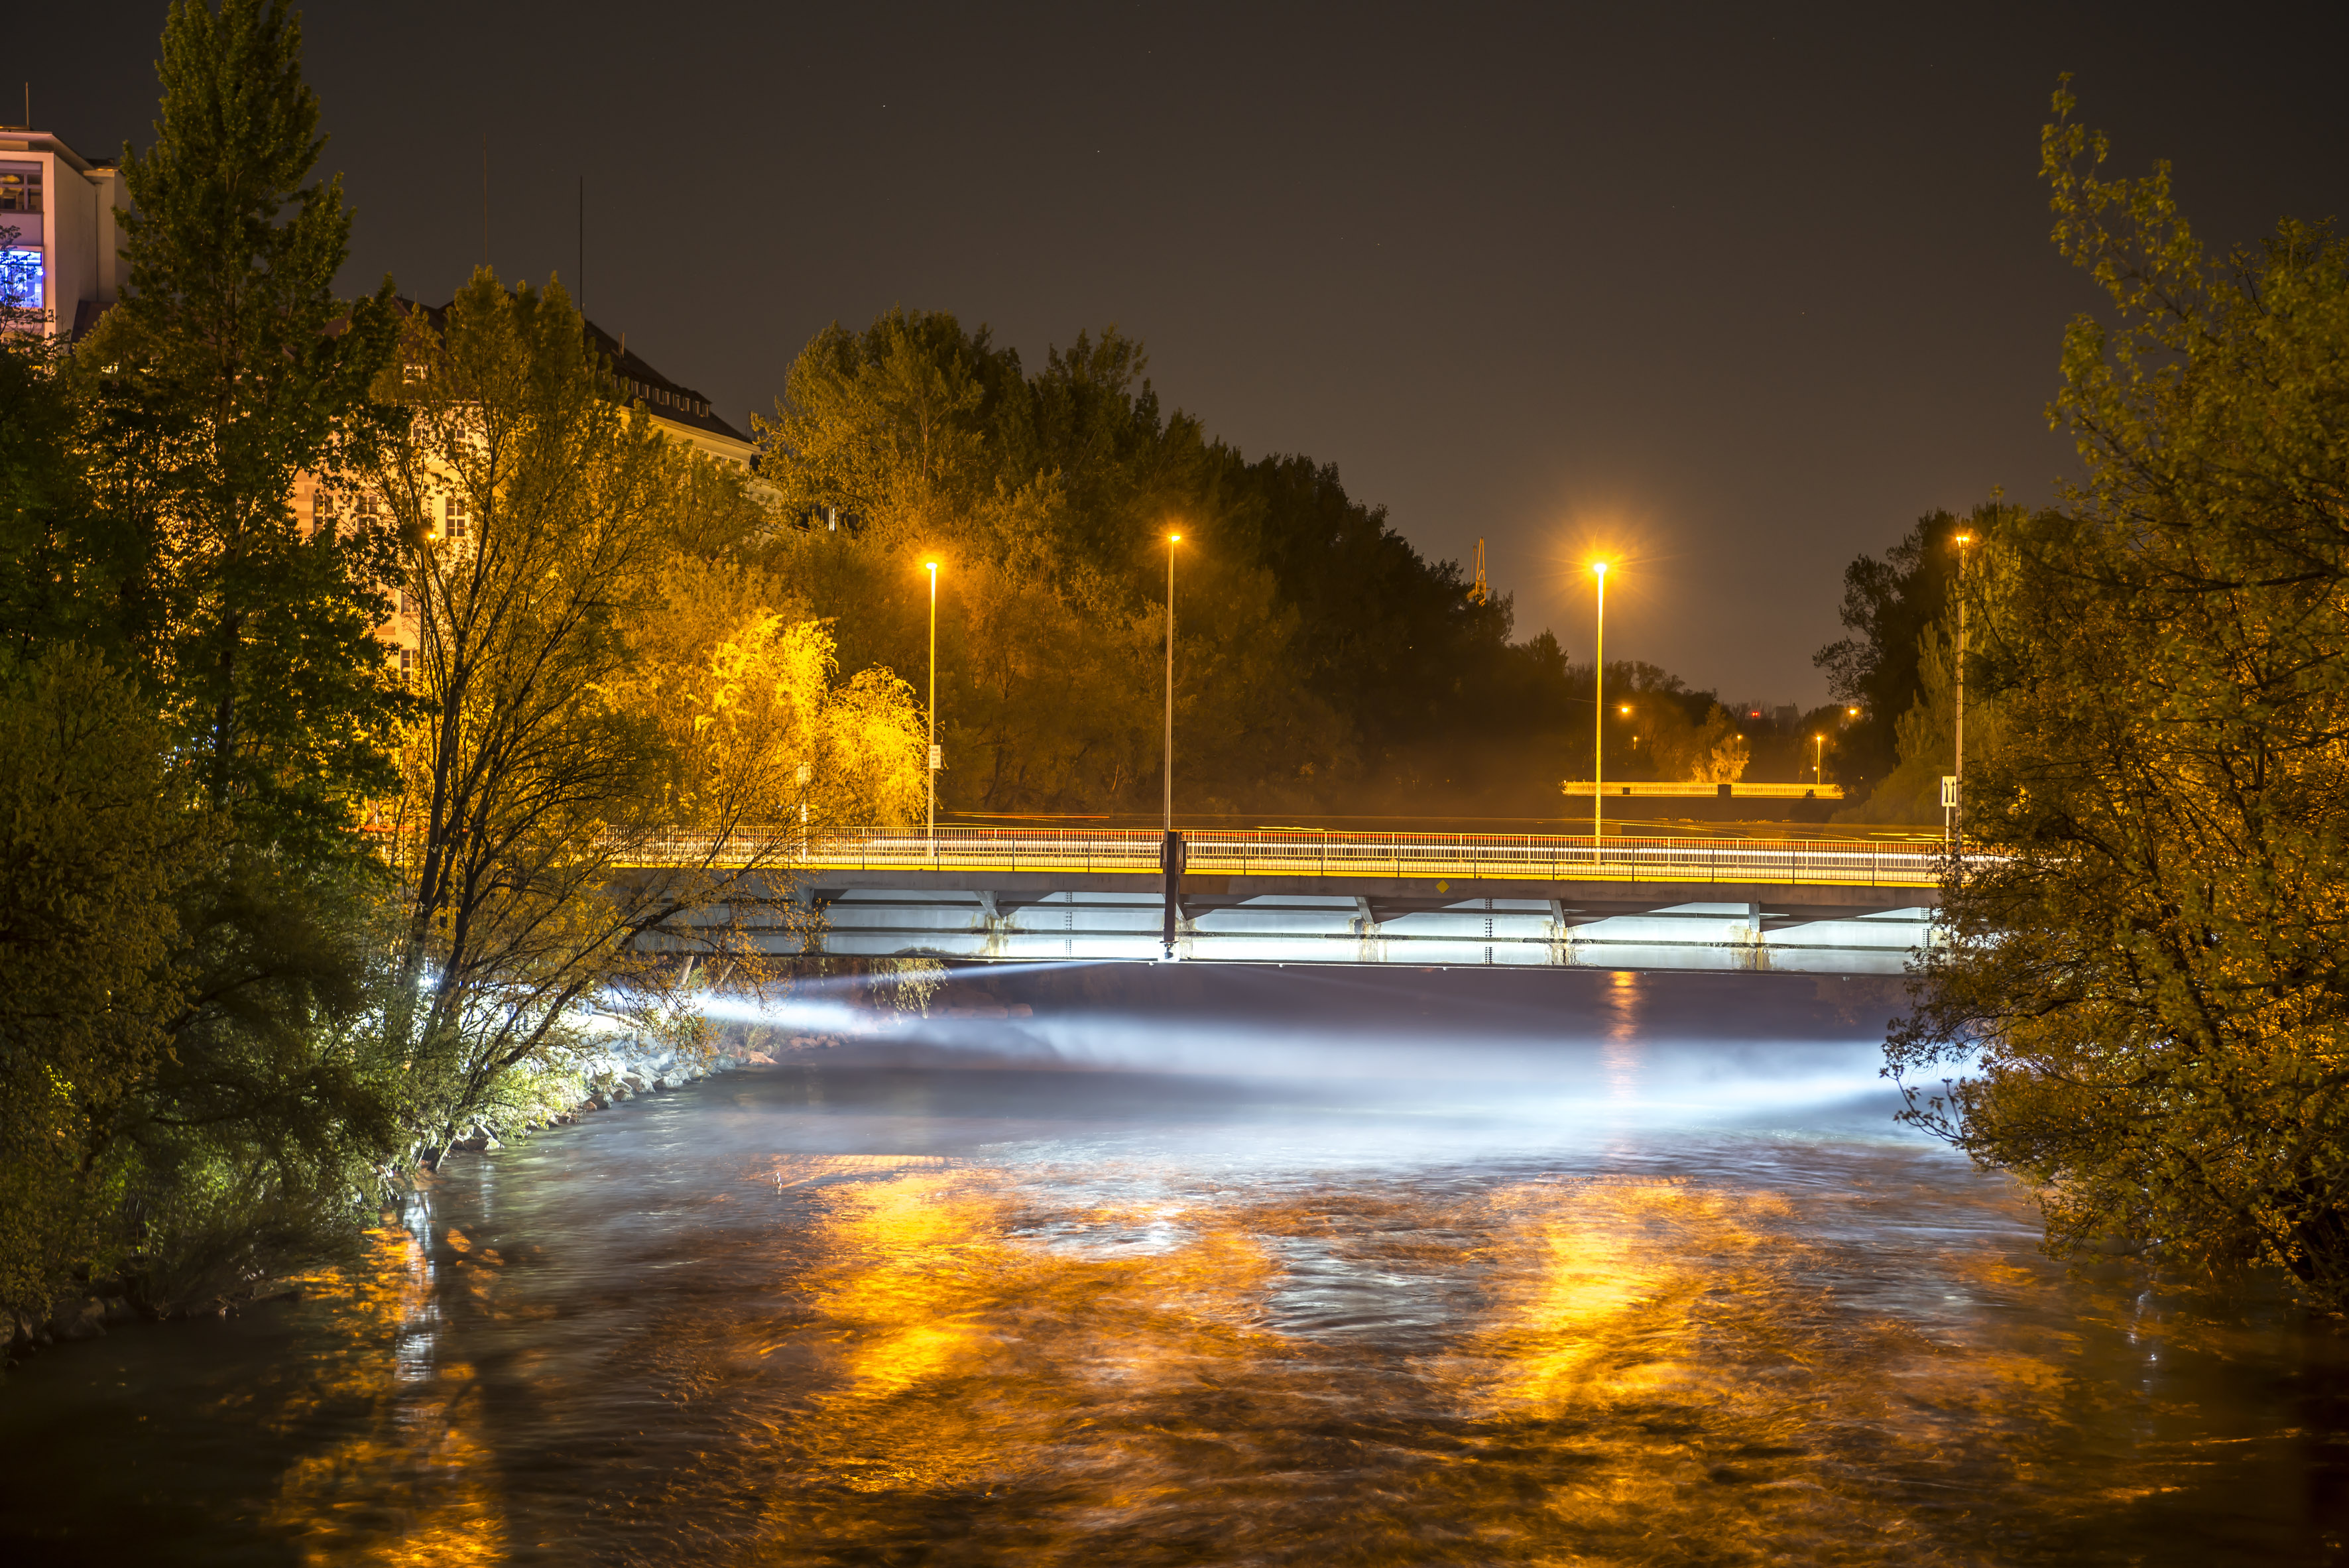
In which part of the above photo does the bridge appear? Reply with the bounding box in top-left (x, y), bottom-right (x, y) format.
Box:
top-left (634, 827), bottom-right (1946, 976)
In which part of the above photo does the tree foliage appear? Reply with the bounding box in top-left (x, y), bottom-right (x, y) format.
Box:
top-left (90, 0), bottom-right (404, 847)
top-left (1816, 504), bottom-right (2019, 822)
top-left (1890, 84), bottom-right (2349, 1307)
top-left (754, 308), bottom-right (1595, 815)
top-left (1815, 505), bottom-right (2012, 798)
top-left (374, 276), bottom-right (926, 1149)
top-left (0, 0), bottom-right (410, 1321)
top-left (0, 648), bottom-right (198, 1316)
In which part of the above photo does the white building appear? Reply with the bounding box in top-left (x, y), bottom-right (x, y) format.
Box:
top-left (0, 126), bottom-right (130, 335)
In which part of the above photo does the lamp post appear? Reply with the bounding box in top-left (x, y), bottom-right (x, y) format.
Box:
top-left (1162, 534), bottom-right (1184, 958)
top-left (924, 559), bottom-right (940, 857)
top-left (1951, 531), bottom-right (1972, 849)
top-left (1591, 561), bottom-right (1608, 855)
top-left (1813, 733), bottom-right (1825, 786)
top-left (1164, 535), bottom-right (1181, 831)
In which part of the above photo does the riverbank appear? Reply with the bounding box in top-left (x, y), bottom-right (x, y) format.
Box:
top-left (3, 1022), bottom-right (858, 1365)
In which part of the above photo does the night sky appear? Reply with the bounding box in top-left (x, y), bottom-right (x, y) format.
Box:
top-left (24, 3), bottom-right (2349, 703)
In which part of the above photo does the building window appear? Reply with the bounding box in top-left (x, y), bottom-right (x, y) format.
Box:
top-left (445, 495), bottom-right (469, 540)
top-left (315, 486), bottom-right (354, 538)
top-left (398, 646), bottom-right (414, 682)
top-left (0, 247), bottom-right (41, 316)
top-left (0, 167), bottom-right (37, 214)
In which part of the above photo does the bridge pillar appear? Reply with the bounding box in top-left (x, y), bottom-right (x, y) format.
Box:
top-left (791, 882), bottom-right (825, 957)
top-left (1353, 896), bottom-right (1382, 964)
top-left (973, 889), bottom-right (1010, 961)
top-left (1547, 898), bottom-right (1572, 966)
top-left (1734, 901), bottom-right (1764, 969)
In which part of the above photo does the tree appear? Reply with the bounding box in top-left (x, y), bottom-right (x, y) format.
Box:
top-left (1815, 505), bottom-right (1990, 792)
top-left (1889, 85), bottom-right (2349, 1306)
top-left (1644, 698), bottom-right (1751, 785)
top-left (86, 0), bottom-right (403, 848)
top-left (0, 647), bottom-right (199, 1320)
top-left (376, 276), bottom-right (926, 1148)
top-left (0, 0), bottom-right (419, 1315)
top-left (0, 333), bottom-right (141, 660)
top-left (754, 306), bottom-right (1591, 816)
top-left (760, 306), bottom-right (1014, 549)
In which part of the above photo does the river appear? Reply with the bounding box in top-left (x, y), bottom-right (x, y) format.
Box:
top-left (5, 965), bottom-right (2347, 1565)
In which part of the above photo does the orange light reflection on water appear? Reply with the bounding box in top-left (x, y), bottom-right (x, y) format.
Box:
top-left (261, 1219), bottom-right (509, 1565)
top-left (237, 1158), bottom-right (2258, 1565)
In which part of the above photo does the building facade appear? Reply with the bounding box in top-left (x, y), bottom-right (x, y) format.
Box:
top-left (290, 301), bottom-right (764, 681)
top-left (0, 126), bottom-right (130, 335)
top-left (0, 119), bottom-right (760, 676)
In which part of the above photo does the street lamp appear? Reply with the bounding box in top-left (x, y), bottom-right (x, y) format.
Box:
top-left (1591, 560), bottom-right (1608, 854)
top-left (923, 558), bottom-right (940, 855)
top-left (1813, 733), bottom-right (1825, 786)
top-left (1951, 531), bottom-right (1973, 849)
top-left (1162, 533), bottom-right (1184, 959)
top-left (1164, 534), bottom-right (1181, 832)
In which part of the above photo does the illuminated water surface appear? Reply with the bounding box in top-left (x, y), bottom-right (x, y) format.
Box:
top-left (6, 966), bottom-right (2347, 1565)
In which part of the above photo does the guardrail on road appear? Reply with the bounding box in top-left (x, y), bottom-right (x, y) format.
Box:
top-left (627, 826), bottom-right (1943, 889)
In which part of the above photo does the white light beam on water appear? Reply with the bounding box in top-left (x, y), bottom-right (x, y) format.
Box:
top-left (678, 962), bottom-right (1930, 1150)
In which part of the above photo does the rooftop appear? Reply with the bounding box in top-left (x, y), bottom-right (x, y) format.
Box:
top-left (585, 319), bottom-right (750, 446)
top-left (394, 296), bottom-right (753, 450)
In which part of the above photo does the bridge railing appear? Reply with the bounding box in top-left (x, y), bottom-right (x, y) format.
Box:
top-left (629, 825), bottom-right (1943, 888)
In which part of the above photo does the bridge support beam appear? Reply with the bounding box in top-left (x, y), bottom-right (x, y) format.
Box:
top-left (621, 866), bottom-right (1939, 977)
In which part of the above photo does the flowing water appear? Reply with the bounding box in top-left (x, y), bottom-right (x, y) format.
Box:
top-left (7, 966), bottom-right (2349, 1565)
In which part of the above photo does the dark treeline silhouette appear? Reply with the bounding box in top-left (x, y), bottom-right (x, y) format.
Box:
top-left (747, 308), bottom-right (1768, 817)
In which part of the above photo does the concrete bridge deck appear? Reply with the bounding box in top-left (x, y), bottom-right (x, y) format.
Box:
top-left (631, 827), bottom-right (1947, 975)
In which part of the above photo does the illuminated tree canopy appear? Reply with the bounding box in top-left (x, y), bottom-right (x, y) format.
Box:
top-left (1892, 84), bottom-right (2349, 1307)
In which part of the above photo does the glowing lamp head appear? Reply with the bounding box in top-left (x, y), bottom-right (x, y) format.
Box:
top-left (1955, 532), bottom-right (1973, 546)
top-left (1591, 560), bottom-right (1608, 578)
top-left (1619, 704), bottom-right (1631, 714)
top-left (922, 559), bottom-right (939, 573)
top-left (1847, 705), bottom-right (1860, 717)
top-left (1169, 532), bottom-right (1183, 544)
